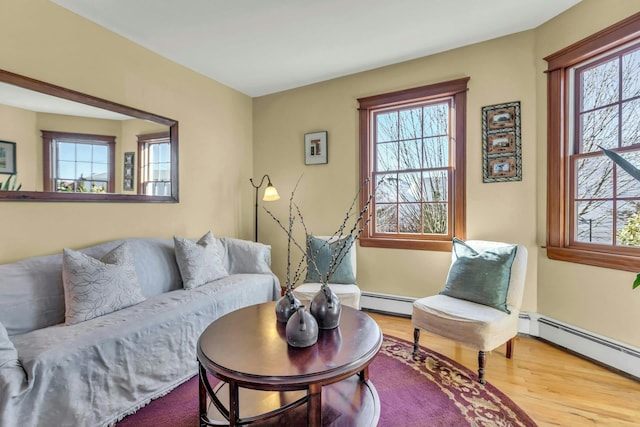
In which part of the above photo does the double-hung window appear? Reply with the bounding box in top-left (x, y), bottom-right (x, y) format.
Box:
top-left (358, 78), bottom-right (468, 251)
top-left (42, 131), bottom-right (115, 193)
top-left (138, 132), bottom-right (171, 196)
top-left (545, 13), bottom-right (640, 271)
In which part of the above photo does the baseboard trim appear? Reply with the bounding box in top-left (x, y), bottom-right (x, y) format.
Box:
top-left (536, 317), bottom-right (640, 380)
top-left (361, 292), bottom-right (414, 317)
top-left (360, 291), bottom-right (640, 379)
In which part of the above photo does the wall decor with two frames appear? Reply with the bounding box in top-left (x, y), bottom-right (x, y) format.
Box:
top-left (482, 101), bottom-right (521, 183)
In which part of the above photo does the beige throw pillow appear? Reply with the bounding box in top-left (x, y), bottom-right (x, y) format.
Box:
top-left (62, 242), bottom-right (145, 325)
top-left (174, 231), bottom-right (228, 289)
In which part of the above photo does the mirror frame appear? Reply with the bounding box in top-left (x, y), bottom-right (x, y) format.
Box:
top-left (0, 68), bottom-right (179, 203)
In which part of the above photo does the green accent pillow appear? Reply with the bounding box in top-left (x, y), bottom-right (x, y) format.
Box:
top-left (304, 235), bottom-right (356, 284)
top-left (440, 238), bottom-right (517, 314)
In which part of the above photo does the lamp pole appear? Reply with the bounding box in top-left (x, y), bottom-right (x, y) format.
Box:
top-left (249, 174), bottom-right (279, 242)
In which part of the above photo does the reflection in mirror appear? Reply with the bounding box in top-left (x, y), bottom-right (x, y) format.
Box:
top-left (0, 69), bottom-right (178, 202)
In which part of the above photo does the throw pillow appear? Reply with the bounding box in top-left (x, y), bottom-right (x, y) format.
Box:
top-left (62, 242), bottom-right (146, 325)
top-left (440, 238), bottom-right (517, 314)
top-left (174, 231), bottom-right (228, 289)
top-left (304, 235), bottom-right (356, 284)
top-left (0, 321), bottom-right (19, 369)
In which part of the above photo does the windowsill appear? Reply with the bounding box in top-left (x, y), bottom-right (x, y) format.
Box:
top-left (546, 246), bottom-right (640, 272)
top-left (359, 237), bottom-right (453, 251)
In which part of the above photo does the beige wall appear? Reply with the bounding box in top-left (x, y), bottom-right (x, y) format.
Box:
top-left (254, 32), bottom-right (539, 310)
top-left (0, 104), bottom-right (37, 190)
top-left (2, 0), bottom-right (639, 349)
top-left (255, 0), bottom-right (640, 348)
top-left (0, 0), bottom-right (254, 262)
top-left (534, 0), bottom-right (640, 348)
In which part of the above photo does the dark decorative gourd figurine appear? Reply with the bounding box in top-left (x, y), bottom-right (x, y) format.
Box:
top-left (275, 288), bottom-right (301, 323)
top-left (286, 306), bottom-right (319, 347)
top-left (310, 284), bottom-right (341, 329)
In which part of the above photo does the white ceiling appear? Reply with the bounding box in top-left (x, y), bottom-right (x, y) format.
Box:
top-left (50, 0), bottom-right (581, 97)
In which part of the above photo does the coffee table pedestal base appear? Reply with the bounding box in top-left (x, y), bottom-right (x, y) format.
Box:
top-left (200, 375), bottom-right (380, 427)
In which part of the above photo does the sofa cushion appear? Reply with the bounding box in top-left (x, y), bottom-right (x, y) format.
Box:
top-left (440, 238), bottom-right (517, 314)
top-left (174, 231), bottom-right (228, 289)
top-left (0, 238), bottom-right (183, 336)
top-left (0, 252), bottom-right (66, 336)
top-left (220, 238), bottom-right (272, 275)
top-left (62, 243), bottom-right (146, 325)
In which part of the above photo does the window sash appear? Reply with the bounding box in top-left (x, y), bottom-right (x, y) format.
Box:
top-left (138, 132), bottom-right (171, 196)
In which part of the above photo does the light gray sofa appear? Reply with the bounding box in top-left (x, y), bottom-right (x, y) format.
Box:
top-left (0, 236), bottom-right (279, 427)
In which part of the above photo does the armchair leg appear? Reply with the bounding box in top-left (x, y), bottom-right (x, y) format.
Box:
top-left (478, 351), bottom-right (486, 384)
top-left (412, 328), bottom-right (420, 356)
top-left (506, 338), bottom-right (514, 359)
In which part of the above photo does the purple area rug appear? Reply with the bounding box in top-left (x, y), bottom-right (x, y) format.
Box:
top-left (117, 335), bottom-right (536, 426)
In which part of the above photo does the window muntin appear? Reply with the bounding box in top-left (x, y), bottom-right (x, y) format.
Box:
top-left (358, 78), bottom-right (468, 251)
top-left (545, 12), bottom-right (640, 272)
top-left (138, 132), bottom-right (171, 196)
top-left (42, 131), bottom-right (115, 193)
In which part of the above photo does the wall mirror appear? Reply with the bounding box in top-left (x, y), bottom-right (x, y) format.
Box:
top-left (0, 68), bottom-right (179, 202)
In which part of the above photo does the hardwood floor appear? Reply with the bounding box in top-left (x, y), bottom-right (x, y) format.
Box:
top-left (367, 311), bottom-right (640, 427)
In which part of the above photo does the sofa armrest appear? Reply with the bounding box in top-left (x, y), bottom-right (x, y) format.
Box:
top-left (219, 238), bottom-right (273, 275)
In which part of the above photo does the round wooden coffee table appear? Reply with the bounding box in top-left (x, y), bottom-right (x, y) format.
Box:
top-left (197, 301), bottom-right (382, 426)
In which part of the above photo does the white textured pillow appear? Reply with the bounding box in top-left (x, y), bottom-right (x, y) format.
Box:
top-left (62, 242), bottom-right (146, 325)
top-left (174, 231), bottom-right (228, 289)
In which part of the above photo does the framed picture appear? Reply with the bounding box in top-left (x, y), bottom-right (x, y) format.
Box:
top-left (0, 140), bottom-right (16, 175)
top-left (304, 131), bottom-right (328, 165)
top-left (482, 101), bottom-right (521, 183)
top-left (124, 151), bottom-right (134, 166)
top-left (123, 152), bottom-right (134, 191)
top-left (488, 156), bottom-right (517, 179)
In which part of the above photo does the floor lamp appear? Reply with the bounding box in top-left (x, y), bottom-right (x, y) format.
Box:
top-left (250, 174), bottom-right (280, 242)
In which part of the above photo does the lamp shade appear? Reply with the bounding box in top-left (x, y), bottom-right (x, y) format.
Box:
top-left (263, 184), bottom-right (280, 201)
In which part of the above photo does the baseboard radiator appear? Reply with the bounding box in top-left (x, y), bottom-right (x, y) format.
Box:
top-left (360, 291), bottom-right (640, 379)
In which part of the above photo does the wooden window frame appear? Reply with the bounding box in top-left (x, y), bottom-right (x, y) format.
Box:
top-left (42, 130), bottom-right (115, 193)
top-left (544, 12), bottom-right (640, 272)
top-left (358, 78), bottom-right (469, 251)
top-left (137, 132), bottom-right (171, 196)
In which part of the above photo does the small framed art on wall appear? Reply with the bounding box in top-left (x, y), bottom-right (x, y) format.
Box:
top-left (304, 131), bottom-right (328, 165)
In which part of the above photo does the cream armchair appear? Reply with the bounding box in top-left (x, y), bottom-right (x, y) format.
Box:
top-left (411, 240), bottom-right (528, 384)
top-left (293, 235), bottom-right (361, 309)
